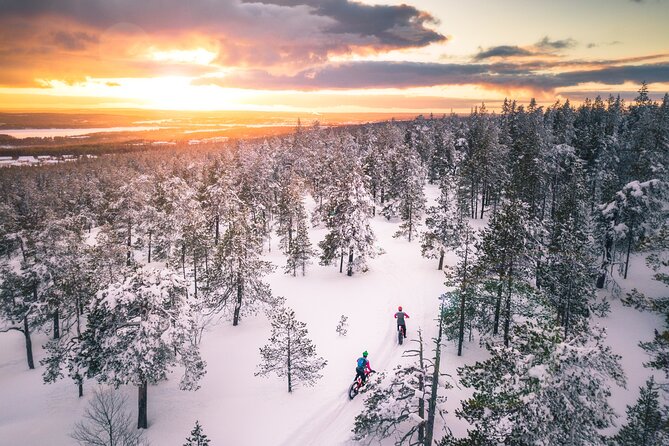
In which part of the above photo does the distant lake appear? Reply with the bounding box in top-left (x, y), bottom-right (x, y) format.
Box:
top-left (0, 126), bottom-right (160, 139)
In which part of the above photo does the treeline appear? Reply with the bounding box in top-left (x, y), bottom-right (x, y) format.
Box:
top-left (0, 84), bottom-right (668, 443)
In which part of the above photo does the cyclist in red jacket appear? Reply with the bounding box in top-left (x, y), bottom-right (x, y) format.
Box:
top-left (395, 306), bottom-right (410, 337)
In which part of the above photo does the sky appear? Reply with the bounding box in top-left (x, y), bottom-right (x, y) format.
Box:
top-left (0, 0), bottom-right (668, 113)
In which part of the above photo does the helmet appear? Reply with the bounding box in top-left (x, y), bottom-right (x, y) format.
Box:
top-left (362, 351), bottom-right (368, 357)
top-left (398, 306), bottom-right (402, 311)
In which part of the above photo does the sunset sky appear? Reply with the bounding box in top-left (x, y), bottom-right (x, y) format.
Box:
top-left (0, 0), bottom-right (668, 113)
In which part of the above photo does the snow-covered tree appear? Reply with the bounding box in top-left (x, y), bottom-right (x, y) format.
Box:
top-left (442, 224), bottom-right (477, 356)
top-left (598, 179), bottom-right (666, 279)
top-left (453, 321), bottom-right (625, 445)
top-left (541, 159), bottom-right (601, 335)
top-left (79, 267), bottom-right (206, 429)
top-left (336, 314), bottom-right (348, 336)
top-left (611, 377), bottom-right (669, 446)
top-left (255, 306), bottom-right (327, 392)
top-left (184, 420), bottom-right (211, 446)
top-left (474, 199), bottom-right (539, 345)
top-left (353, 328), bottom-right (449, 446)
top-left (319, 155), bottom-right (376, 276)
top-left (285, 204), bottom-right (316, 276)
top-left (392, 143), bottom-right (427, 242)
top-left (208, 205), bottom-right (276, 326)
top-left (421, 177), bottom-right (466, 270)
top-left (0, 266), bottom-right (41, 369)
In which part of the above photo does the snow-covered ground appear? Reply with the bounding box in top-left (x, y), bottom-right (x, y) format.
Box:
top-left (0, 185), bottom-right (664, 445)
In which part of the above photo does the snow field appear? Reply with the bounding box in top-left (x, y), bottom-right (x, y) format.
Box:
top-left (0, 185), bottom-right (665, 445)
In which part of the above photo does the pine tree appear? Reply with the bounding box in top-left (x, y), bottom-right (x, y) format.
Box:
top-left (79, 267), bottom-right (206, 429)
top-left (209, 204), bottom-right (276, 326)
top-left (442, 224), bottom-right (478, 356)
top-left (392, 142), bottom-right (427, 242)
top-left (474, 199), bottom-right (539, 345)
top-left (541, 158), bottom-right (601, 335)
top-left (319, 154), bottom-right (376, 276)
top-left (421, 176), bottom-right (466, 270)
top-left (598, 179), bottom-right (666, 279)
top-left (611, 377), bottom-right (669, 446)
top-left (184, 420), bottom-right (211, 446)
top-left (623, 264), bottom-right (669, 381)
top-left (454, 321), bottom-right (625, 445)
top-left (285, 204), bottom-right (316, 276)
top-left (336, 315), bottom-right (348, 336)
top-left (0, 266), bottom-right (41, 369)
top-left (256, 306), bottom-right (327, 392)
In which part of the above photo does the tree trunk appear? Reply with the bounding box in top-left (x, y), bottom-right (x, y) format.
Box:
top-left (493, 283), bottom-right (502, 336)
top-left (425, 307), bottom-right (444, 446)
top-left (624, 231), bottom-right (633, 279)
top-left (23, 315), bottom-right (35, 370)
top-left (181, 244), bottom-right (186, 279)
top-left (437, 249), bottom-right (444, 271)
top-left (417, 331), bottom-right (425, 444)
top-left (407, 205), bottom-right (413, 242)
top-left (503, 262), bottom-right (513, 347)
top-left (457, 233), bottom-right (469, 356)
top-left (126, 220), bottom-right (132, 266)
top-left (137, 380), bottom-right (148, 429)
top-left (147, 231), bottom-right (152, 263)
top-left (53, 308), bottom-right (60, 340)
top-left (287, 334), bottom-right (292, 393)
top-left (193, 252), bottom-right (198, 301)
top-left (233, 268), bottom-right (243, 326)
top-left (347, 246), bottom-right (354, 276)
top-left (215, 214), bottom-right (220, 245)
top-left (479, 183), bottom-right (486, 219)
top-left (339, 251), bottom-right (344, 274)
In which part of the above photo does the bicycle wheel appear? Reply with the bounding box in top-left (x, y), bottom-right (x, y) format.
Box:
top-left (398, 327), bottom-right (403, 345)
top-left (348, 381), bottom-right (359, 400)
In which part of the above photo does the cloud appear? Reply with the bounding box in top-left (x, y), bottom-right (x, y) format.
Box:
top-left (194, 60), bottom-right (669, 92)
top-left (473, 36), bottom-right (577, 61)
top-left (536, 36), bottom-right (577, 50)
top-left (473, 46), bottom-right (535, 61)
top-left (49, 31), bottom-right (99, 51)
top-left (0, 0), bottom-right (445, 86)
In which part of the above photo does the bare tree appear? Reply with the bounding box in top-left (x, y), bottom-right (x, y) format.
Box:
top-left (71, 388), bottom-right (149, 446)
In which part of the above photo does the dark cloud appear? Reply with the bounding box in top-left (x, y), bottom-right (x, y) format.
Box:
top-left (475, 36), bottom-right (578, 61)
top-left (243, 0), bottom-right (445, 47)
top-left (0, 0), bottom-right (445, 77)
top-left (49, 31), bottom-right (99, 51)
top-left (536, 36), bottom-right (577, 50)
top-left (473, 46), bottom-right (535, 61)
top-left (194, 60), bottom-right (669, 91)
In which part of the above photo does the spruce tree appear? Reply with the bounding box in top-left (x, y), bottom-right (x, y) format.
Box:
top-left (319, 155), bottom-right (376, 276)
top-left (285, 204), bottom-right (316, 276)
top-left (611, 377), bottom-right (669, 446)
top-left (421, 176), bottom-right (466, 270)
top-left (455, 321), bottom-right (625, 445)
top-left (336, 315), bottom-right (348, 336)
top-left (79, 267), bottom-right (206, 429)
top-left (184, 420), bottom-right (211, 446)
top-left (256, 307), bottom-right (327, 392)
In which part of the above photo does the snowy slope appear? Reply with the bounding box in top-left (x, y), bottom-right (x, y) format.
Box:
top-left (0, 185), bottom-right (665, 445)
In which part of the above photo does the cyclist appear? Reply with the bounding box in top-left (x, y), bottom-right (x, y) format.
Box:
top-left (394, 306), bottom-right (410, 338)
top-left (355, 351), bottom-right (373, 385)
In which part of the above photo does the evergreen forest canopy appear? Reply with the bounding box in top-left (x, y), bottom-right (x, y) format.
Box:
top-left (1, 84), bottom-right (668, 444)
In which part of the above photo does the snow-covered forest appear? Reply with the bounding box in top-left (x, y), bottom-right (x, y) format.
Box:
top-left (1, 85), bottom-right (669, 445)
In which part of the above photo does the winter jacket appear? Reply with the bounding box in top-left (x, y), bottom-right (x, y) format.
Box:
top-left (394, 311), bottom-right (409, 324)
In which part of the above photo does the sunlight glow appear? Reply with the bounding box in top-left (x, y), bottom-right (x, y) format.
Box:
top-left (149, 48), bottom-right (217, 65)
